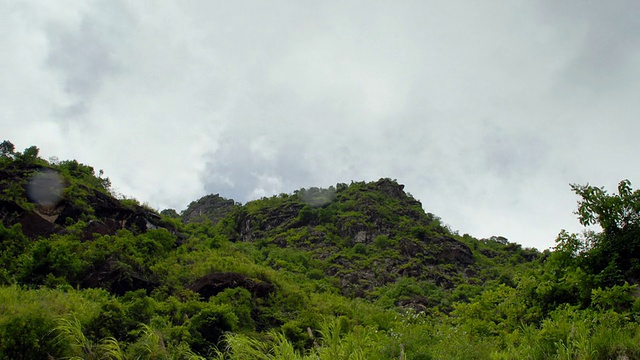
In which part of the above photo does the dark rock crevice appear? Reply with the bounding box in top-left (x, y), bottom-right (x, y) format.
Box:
top-left (188, 272), bottom-right (275, 299)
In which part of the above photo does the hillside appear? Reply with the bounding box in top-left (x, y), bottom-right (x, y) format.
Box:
top-left (2, 141), bottom-right (640, 359)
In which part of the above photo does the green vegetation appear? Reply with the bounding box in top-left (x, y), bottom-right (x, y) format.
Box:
top-left (2, 140), bottom-right (640, 359)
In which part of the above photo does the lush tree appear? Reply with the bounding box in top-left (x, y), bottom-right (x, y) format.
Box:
top-left (0, 140), bottom-right (15, 158)
top-left (18, 145), bottom-right (40, 164)
top-left (571, 180), bottom-right (640, 286)
top-left (161, 208), bottom-right (180, 218)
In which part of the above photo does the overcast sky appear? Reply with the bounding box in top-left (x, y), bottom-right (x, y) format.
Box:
top-left (2, 1), bottom-right (639, 250)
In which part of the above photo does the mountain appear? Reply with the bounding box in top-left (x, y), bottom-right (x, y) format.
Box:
top-left (0, 152), bottom-right (490, 299)
top-left (215, 179), bottom-right (477, 297)
top-left (3, 141), bottom-right (638, 359)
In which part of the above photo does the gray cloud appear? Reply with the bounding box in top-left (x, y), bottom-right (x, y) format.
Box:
top-left (538, 1), bottom-right (640, 90)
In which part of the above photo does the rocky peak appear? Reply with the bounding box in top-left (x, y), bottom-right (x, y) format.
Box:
top-left (181, 193), bottom-right (238, 224)
top-left (372, 178), bottom-right (412, 201)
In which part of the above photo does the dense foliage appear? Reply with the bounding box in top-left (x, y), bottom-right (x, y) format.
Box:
top-left (2, 140), bottom-right (640, 359)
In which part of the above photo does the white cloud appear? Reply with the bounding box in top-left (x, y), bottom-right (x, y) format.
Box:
top-left (3, 1), bottom-right (640, 249)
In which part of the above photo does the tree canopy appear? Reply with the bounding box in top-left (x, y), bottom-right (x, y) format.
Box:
top-left (563, 180), bottom-right (640, 287)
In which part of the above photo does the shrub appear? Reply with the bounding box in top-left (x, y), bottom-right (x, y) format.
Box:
top-left (188, 304), bottom-right (239, 354)
top-left (0, 311), bottom-right (65, 360)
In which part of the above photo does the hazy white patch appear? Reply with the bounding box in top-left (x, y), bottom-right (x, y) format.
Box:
top-left (300, 187), bottom-right (337, 208)
top-left (26, 170), bottom-right (64, 206)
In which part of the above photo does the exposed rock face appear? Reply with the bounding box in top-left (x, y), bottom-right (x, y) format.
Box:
top-left (181, 194), bottom-right (237, 224)
top-left (324, 235), bottom-right (474, 293)
top-left (0, 181), bottom-right (171, 240)
top-left (237, 202), bottom-right (304, 242)
top-left (56, 188), bottom-right (165, 236)
top-left (0, 200), bottom-right (63, 238)
top-left (374, 177), bottom-right (409, 199)
top-left (188, 272), bottom-right (275, 299)
top-left (437, 236), bottom-right (474, 266)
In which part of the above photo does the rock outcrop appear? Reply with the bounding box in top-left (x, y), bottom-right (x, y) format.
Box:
top-left (0, 166), bottom-right (173, 240)
top-left (188, 272), bottom-right (275, 299)
top-left (82, 257), bottom-right (160, 296)
top-left (181, 194), bottom-right (238, 224)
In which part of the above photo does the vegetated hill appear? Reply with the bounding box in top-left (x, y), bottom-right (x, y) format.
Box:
top-left (18, 141), bottom-right (640, 359)
top-left (0, 146), bottom-right (531, 283)
top-left (226, 179), bottom-right (477, 298)
top-left (190, 179), bottom-right (540, 299)
top-left (167, 181), bottom-right (535, 306)
top-left (0, 142), bottom-right (564, 358)
top-left (0, 142), bottom-right (538, 304)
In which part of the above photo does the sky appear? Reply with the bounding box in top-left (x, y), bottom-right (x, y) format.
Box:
top-left (2, 1), bottom-right (640, 250)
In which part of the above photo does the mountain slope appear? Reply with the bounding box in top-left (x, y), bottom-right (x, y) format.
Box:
top-left (0, 141), bottom-right (554, 359)
top-left (217, 179), bottom-right (476, 298)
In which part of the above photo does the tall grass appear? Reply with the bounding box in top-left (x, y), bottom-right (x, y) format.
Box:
top-left (55, 316), bottom-right (101, 360)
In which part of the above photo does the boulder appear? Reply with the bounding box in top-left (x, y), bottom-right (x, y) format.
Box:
top-left (82, 258), bottom-right (159, 296)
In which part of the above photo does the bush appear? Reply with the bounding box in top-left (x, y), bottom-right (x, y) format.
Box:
top-left (373, 235), bottom-right (391, 249)
top-left (353, 243), bottom-right (367, 255)
top-left (0, 311), bottom-right (65, 360)
top-left (188, 304), bottom-right (239, 354)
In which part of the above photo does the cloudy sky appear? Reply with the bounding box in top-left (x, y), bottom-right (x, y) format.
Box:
top-left (3, 1), bottom-right (639, 250)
